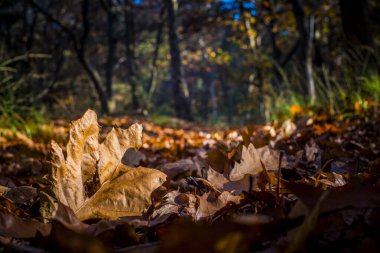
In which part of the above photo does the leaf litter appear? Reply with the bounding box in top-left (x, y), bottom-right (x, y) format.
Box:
top-left (1, 109), bottom-right (380, 252)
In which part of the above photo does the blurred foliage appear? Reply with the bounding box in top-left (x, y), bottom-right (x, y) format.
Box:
top-left (0, 53), bottom-right (48, 135)
top-left (0, 0), bottom-right (379, 125)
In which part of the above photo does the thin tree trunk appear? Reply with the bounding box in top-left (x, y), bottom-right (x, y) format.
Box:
top-left (25, 8), bottom-right (37, 51)
top-left (218, 30), bottom-right (232, 123)
top-left (239, 1), bottom-right (266, 122)
top-left (125, 0), bottom-right (139, 110)
top-left (28, 0), bottom-right (110, 114)
top-left (291, 0), bottom-right (315, 102)
top-left (101, 0), bottom-right (117, 100)
top-left (78, 55), bottom-right (109, 114)
top-left (164, 0), bottom-right (193, 120)
top-left (148, 7), bottom-right (165, 98)
top-left (306, 15), bottom-right (316, 103)
top-left (264, 0), bottom-right (284, 87)
top-left (339, 0), bottom-right (377, 73)
top-left (267, 1), bottom-right (280, 61)
top-left (291, 0), bottom-right (307, 94)
top-left (219, 65), bottom-right (232, 123)
top-left (210, 79), bottom-right (218, 122)
top-left (339, 0), bottom-right (373, 47)
top-left (79, 0), bottom-right (109, 114)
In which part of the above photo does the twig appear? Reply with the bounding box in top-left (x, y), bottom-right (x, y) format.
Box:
top-left (276, 151), bottom-right (284, 205)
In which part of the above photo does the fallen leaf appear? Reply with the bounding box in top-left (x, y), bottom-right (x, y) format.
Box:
top-left (49, 109), bottom-right (99, 212)
top-left (53, 202), bottom-right (89, 232)
top-left (283, 181), bottom-right (380, 215)
top-left (233, 214), bottom-right (273, 225)
top-left (86, 219), bottom-right (140, 248)
top-left (229, 143), bottom-right (262, 181)
top-left (48, 220), bottom-right (108, 253)
top-left (158, 218), bottom-right (301, 253)
top-left (285, 190), bottom-right (330, 253)
top-left (76, 166), bottom-right (166, 220)
top-left (196, 191), bottom-right (242, 220)
top-left (281, 120), bottom-right (297, 138)
top-left (3, 186), bottom-right (38, 205)
top-left (98, 124), bottom-right (143, 184)
top-left (305, 140), bottom-right (320, 163)
top-left (0, 196), bottom-right (29, 218)
top-left (0, 185), bottom-right (9, 195)
top-left (42, 110), bottom-right (166, 221)
top-left (290, 105), bottom-right (304, 116)
top-left (0, 212), bottom-right (51, 238)
top-left (206, 142), bottom-right (230, 173)
top-left (206, 167), bottom-right (251, 194)
top-left (229, 144), bottom-right (282, 182)
top-left (315, 172), bottom-right (347, 188)
top-left (115, 242), bottom-right (159, 253)
top-left (150, 190), bottom-right (197, 225)
top-left (122, 148), bottom-right (146, 167)
top-left (159, 158), bottom-right (198, 180)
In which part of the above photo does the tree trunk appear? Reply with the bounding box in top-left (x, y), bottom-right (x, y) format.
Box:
top-left (125, 0), bottom-right (139, 110)
top-left (164, 0), bottom-right (193, 120)
top-left (306, 15), bottom-right (316, 103)
top-left (209, 79), bottom-right (218, 122)
top-left (339, 0), bottom-right (373, 47)
top-left (263, 0), bottom-right (284, 87)
top-left (78, 55), bottom-right (109, 114)
top-left (291, 0), bottom-right (315, 102)
top-left (103, 0), bottom-right (117, 100)
top-left (148, 6), bottom-right (165, 99)
top-left (79, 0), bottom-right (109, 114)
top-left (239, 1), bottom-right (266, 122)
top-left (218, 30), bottom-right (233, 123)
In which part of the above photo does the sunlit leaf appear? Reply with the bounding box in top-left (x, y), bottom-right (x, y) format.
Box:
top-left (76, 166), bottom-right (166, 220)
top-left (229, 143), bottom-right (262, 181)
top-left (98, 124), bottom-right (143, 184)
top-left (42, 110), bottom-right (166, 221)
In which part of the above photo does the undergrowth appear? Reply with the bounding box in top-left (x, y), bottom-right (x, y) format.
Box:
top-left (267, 45), bottom-right (380, 122)
top-left (0, 53), bottom-right (47, 136)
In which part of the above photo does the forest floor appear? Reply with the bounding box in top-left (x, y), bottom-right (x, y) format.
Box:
top-left (1, 107), bottom-right (380, 253)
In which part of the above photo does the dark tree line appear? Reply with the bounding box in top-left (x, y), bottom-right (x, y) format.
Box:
top-left (0, 0), bottom-right (379, 123)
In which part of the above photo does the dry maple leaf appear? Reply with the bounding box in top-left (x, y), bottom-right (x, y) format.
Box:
top-left (229, 144), bottom-right (284, 182)
top-left (204, 144), bottom-right (284, 194)
top-left (229, 143), bottom-right (262, 181)
top-left (196, 191), bottom-right (242, 220)
top-left (41, 109), bottom-right (166, 220)
top-left (76, 165), bottom-right (166, 220)
top-left (49, 110), bottom-right (99, 211)
top-left (150, 190), bottom-right (198, 225)
top-left (97, 124), bottom-right (143, 184)
top-left (206, 166), bottom-right (250, 195)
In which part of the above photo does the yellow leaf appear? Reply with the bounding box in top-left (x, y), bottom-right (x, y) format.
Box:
top-left (354, 101), bottom-right (361, 112)
top-left (290, 104), bottom-right (303, 116)
top-left (98, 124), bottom-right (143, 184)
top-left (76, 166), bottom-right (166, 220)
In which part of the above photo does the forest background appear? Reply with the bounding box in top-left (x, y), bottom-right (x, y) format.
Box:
top-left (1, 0), bottom-right (380, 130)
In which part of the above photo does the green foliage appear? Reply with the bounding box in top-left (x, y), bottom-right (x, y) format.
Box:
top-left (265, 42), bottom-right (380, 121)
top-left (1, 0), bottom-right (379, 125)
top-left (148, 114), bottom-right (177, 126)
top-left (361, 74), bottom-right (380, 101)
top-left (0, 54), bottom-right (46, 136)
